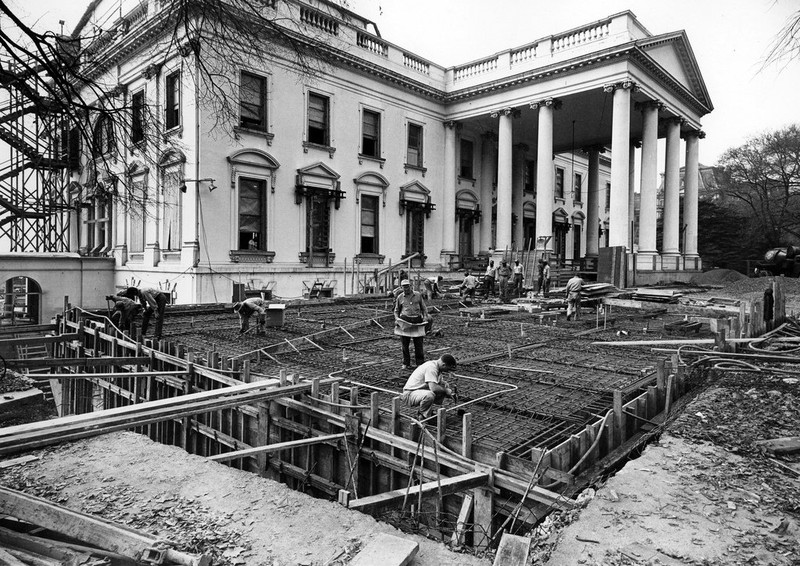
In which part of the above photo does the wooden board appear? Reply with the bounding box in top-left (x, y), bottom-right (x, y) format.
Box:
top-left (350, 533), bottom-right (418, 566)
top-left (492, 533), bottom-right (531, 566)
top-left (755, 436), bottom-right (800, 455)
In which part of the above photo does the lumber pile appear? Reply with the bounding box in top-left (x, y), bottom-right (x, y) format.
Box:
top-left (631, 288), bottom-right (683, 303)
top-left (0, 485), bottom-right (210, 566)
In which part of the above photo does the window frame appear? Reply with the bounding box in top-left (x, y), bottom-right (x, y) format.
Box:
top-left (605, 181), bottom-right (612, 209)
top-left (307, 91), bottom-right (330, 146)
top-left (573, 172), bottom-right (582, 202)
top-left (360, 108), bottom-right (381, 159)
top-left (237, 177), bottom-right (268, 252)
top-left (359, 194), bottom-right (380, 255)
top-left (459, 138), bottom-right (474, 179)
top-left (92, 114), bottom-right (114, 156)
top-left (239, 71), bottom-right (267, 131)
top-left (555, 167), bottom-right (565, 200)
top-left (406, 122), bottom-right (424, 168)
top-left (131, 90), bottom-right (145, 144)
top-left (165, 71), bottom-right (181, 131)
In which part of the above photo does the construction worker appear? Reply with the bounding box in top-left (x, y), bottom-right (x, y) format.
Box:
top-left (423, 275), bottom-right (443, 300)
top-left (233, 297), bottom-right (269, 334)
top-left (459, 270), bottom-right (478, 301)
top-left (395, 278), bottom-right (428, 369)
top-left (513, 260), bottom-right (525, 297)
top-left (120, 287), bottom-right (169, 341)
top-left (565, 273), bottom-right (584, 320)
top-left (541, 260), bottom-right (552, 298)
top-left (483, 260), bottom-right (496, 297)
top-left (400, 354), bottom-right (459, 419)
top-left (497, 261), bottom-right (513, 301)
top-left (105, 294), bottom-right (143, 333)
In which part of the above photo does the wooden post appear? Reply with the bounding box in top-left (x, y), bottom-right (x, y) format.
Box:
top-left (436, 408), bottom-right (446, 443)
top-left (370, 392), bottom-right (379, 427)
top-left (613, 390), bottom-right (624, 446)
top-left (473, 467), bottom-right (493, 552)
top-left (331, 382), bottom-right (340, 416)
top-left (664, 374), bottom-right (674, 417)
top-left (257, 402), bottom-right (269, 477)
top-left (242, 360), bottom-right (251, 384)
top-left (462, 412), bottom-right (472, 459)
top-left (279, 368), bottom-right (287, 387)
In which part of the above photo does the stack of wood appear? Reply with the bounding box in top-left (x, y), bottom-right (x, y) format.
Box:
top-left (631, 288), bottom-right (684, 303)
top-left (581, 283), bottom-right (618, 299)
top-left (0, 484), bottom-right (209, 566)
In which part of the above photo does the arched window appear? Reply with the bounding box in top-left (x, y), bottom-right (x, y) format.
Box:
top-left (92, 115), bottom-right (115, 156)
top-left (159, 150), bottom-right (186, 253)
top-left (354, 172), bottom-right (389, 261)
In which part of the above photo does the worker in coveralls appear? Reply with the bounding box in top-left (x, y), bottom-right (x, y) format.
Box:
top-left (233, 297), bottom-right (269, 334)
top-left (565, 273), bottom-right (585, 321)
top-left (401, 354), bottom-right (459, 419)
top-left (120, 287), bottom-right (169, 341)
top-left (394, 279), bottom-right (430, 369)
top-left (105, 294), bottom-right (143, 332)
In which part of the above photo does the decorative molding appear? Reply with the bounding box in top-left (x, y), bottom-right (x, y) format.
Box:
top-left (229, 250), bottom-right (276, 263)
top-left (529, 98), bottom-right (562, 111)
top-left (635, 99), bottom-right (663, 112)
top-left (302, 141), bottom-right (337, 159)
top-left (141, 62), bottom-right (162, 80)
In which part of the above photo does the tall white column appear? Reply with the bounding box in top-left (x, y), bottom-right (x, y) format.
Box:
top-left (479, 132), bottom-right (496, 254)
top-left (628, 142), bottom-right (637, 250)
top-left (533, 99), bottom-right (556, 252)
top-left (585, 148), bottom-right (601, 258)
top-left (662, 117), bottom-right (682, 256)
top-left (684, 130), bottom-right (702, 258)
top-left (638, 102), bottom-right (659, 255)
top-left (606, 82), bottom-right (633, 249)
top-left (494, 109), bottom-right (513, 253)
top-left (512, 144), bottom-right (527, 250)
top-left (441, 121), bottom-right (458, 256)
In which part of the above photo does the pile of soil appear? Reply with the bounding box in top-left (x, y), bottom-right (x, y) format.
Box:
top-left (690, 268), bottom-right (748, 286)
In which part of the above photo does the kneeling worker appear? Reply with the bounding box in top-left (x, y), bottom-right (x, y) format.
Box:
top-left (401, 354), bottom-right (459, 419)
top-left (105, 294), bottom-right (143, 332)
top-left (233, 297), bottom-right (269, 334)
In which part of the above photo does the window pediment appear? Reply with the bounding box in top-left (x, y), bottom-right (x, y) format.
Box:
top-left (523, 201), bottom-right (536, 219)
top-left (354, 171), bottom-right (389, 188)
top-left (399, 180), bottom-right (430, 204)
top-left (456, 189), bottom-right (479, 211)
top-left (228, 149), bottom-right (280, 189)
top-left (158, 149), bottom-right (186, 168)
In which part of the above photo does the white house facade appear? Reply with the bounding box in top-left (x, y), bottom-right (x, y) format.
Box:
top-left (69, 0), bottom-right (712, 303)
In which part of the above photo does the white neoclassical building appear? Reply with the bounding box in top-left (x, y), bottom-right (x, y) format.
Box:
top-left (66, 0), bottom-right (711, 303)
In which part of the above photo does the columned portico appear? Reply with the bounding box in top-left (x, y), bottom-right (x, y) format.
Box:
top-left (532, 99), bottom-right (556, 252)
top-left (494, 109), bottom-right (514, 253)
top-left (662, 117), bottom-right (682, 257)
top-left (683, 130), bottom-right (703, 259)
top-left (441, 121), bottom-right (458, 258)
top-left (638, 101), bottom-right (660, 256)
top-left (606, 81), bottom-right (633, 250)
top-left (585, 148), bottom-right (601, 259)
top-left (479, 132), bottom-right (496, 254)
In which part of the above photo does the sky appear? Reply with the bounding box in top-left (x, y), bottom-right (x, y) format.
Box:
top-left (13, 0), bottom-right (800, 166)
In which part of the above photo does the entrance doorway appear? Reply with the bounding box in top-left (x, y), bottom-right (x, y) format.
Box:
top-left (2, 276), bottom-right (41, 326)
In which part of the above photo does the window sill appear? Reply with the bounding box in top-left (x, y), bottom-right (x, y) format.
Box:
top-left (555, 197), bottom-right (566, 204)
top-left (299, 251), bottom-right (336, 265)
top-left (162, 251), bottom-right (182, 262)
top-left (404, 164), bottom-right (427, 177)
top-left (358, 154), bottom-right (386, 168)
top-left (458, 175), bottom-right (476, 187)
top-left (128, 253), bottom-right (145, 262)
top-left (235, 126), bottom-right (274, 145)
top-left (355, 253), bottom-right (385, 265)
top-left (164, 125), bottom-right (183, 140)
top-left (303, 141), bottom-right (336, 158)
top-left (230, 250), bottom-right (276, 263)
top-left (573, 200), bottom-right (583, 207)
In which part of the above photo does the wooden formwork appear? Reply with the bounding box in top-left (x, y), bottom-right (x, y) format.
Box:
top-left (0, 302), bottom-right (706, 549)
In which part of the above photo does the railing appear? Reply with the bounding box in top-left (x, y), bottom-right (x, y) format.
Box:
top-left (125, 2), bottom-right (148, 28)
top-left (453, 55), bottom-right (498, 82)
top-left (551, 19), bottom-right (610, 54)
top-left (356, 32), bottom-right (388, 57)
top-left (300, 6), bottom-right (339, 36)
top-left (402, 52), bottom-right (430, 75)
top-left (510, 43), bottom-right (537, 66)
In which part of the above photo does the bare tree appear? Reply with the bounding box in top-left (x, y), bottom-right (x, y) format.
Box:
top-left (763, 7), bottom-right (800, 70)
top-left (716, 125), bottom-right (800, 247)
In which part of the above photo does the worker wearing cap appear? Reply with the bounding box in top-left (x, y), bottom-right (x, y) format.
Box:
top-left (120, 286), bottom-right (169, 341)
top-left (394, 278), bottom-right (428, 369)
top-left (233, 297), bottom-right (269, 334)
top-left (565, 273), bottom-right (584, 321)
top-left (401, 354), bottom-right (458, 419)
top-left (497, 261), bottom-right (513, 301)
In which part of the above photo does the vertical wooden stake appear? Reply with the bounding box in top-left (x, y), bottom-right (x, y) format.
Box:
top-left (462, 412), bottom-right (473, 459)
top-left (613, 390), bottom-right (624, 447)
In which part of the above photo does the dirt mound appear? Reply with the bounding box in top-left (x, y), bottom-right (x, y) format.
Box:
top-left (690, 268), bottom-right (747, 285)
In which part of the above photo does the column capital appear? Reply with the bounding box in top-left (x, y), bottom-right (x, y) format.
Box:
top-left (490, 107), bottom-right (515, 119)
top-left (443, 120), bottom-right (460, 130)
top-left (581, 145), bottom-right (607, 155)
top-left (529, 98), bottom-right (562, 111)
top-left (631, 139), bottom-right (642, 149)
top-left (682, 128), bottom-right (706, 140)
top-left (634, 99), bottom-right (663, 112)
top-left (663, 116), bottom-right (685, 127)
top-left (602, 79), bottom-right (638, 93)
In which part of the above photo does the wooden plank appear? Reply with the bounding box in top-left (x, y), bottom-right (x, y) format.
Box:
top-left (348, 471), bottom-right (488, 514)
top-left (26, 371), bottom-right (189, 380)
top-left (492, 533), bottom-right (531, 566)
top-left (0, 455), bottom-right (40, 469)
top-left (755, 437), bottom-right (800, 455)
top-left (4, 357), bottom-right (151, 370)
top-left (0, 547), bottom-right (30, 566)
top-left (208, 433), bottom-right (345, 462)
top-left (0, 334), bottom-right (80, 348)
top-left (0, 486), bottom-right (209, 566)
top-left (450, 492), bottom-right (474, 547)
top-left (349, 533), bottom-right (418, 566)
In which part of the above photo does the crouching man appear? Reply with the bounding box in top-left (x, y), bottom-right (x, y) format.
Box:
top-left (106, 294), bottom-right (143, 333)
top-left (400, 354), bottom-right (459, 419)
top-left (233, 297), bottom-right (269, 334)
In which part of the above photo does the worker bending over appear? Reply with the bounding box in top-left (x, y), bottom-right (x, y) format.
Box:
top-left (401, 354), bottom-right (459, 419)
top-left (233, 297), bottom-right (269, 334)
top-left (565, 273), bottom-right (584, 321)
top-left (120, 287), bottom-right (169, 341)
top-left (105, 294), bottom-right (143, 332)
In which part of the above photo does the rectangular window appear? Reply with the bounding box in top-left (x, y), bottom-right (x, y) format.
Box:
top-left (163, 170), bottom-right (182, 251)
top-left (239, 178), bottom-right (266, 250)
top-left (555, 167), bottom-right (565, 199)
top-left (360, 195), bottom-right (379, 254)
top-left (405, 207), bottom-right (425, 257)
top-left (129, 182), bottom-right (146, 253)
top-left (165, 71), bottom-right (181, 130)
top-left (524, 160), bottom-right (536, 195)
top-left (573, 224), bottom-right (582, 260)
top-left (406, 123), bottom-right (423, 167)
top-left (606, 182), bottom-right (611, 209)
top-left (460, 139), bottom-right (474, 178)
top-left (361, 109), bottom-right (380, 157)
top-left (307, 92), bottom-right (329, 145)
top-left (574, 173), bottom-right (582, 202)
top-left (131, 91), bottom-right (145, 143)
top-left (240, 72), bottom-right (266, 130)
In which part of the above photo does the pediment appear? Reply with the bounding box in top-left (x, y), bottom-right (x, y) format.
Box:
top-left (354, 171), bottom-right (389, 188)
top-left (297, 162), bottom-right (340, 180)
top-left (456, 189), bottom-right (479, 210)
top-left (297, 162), bottom-right (341, 190)
top-left (158, 149), bottom-right (186, 167)
top-left (637, 32), bottom-right (712, 111)
top-left (399, 180), bottom-right (431, 203)
top-left (228, 149), bottom-right (280, 170)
